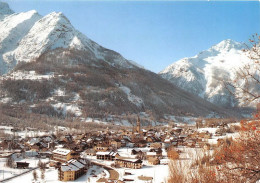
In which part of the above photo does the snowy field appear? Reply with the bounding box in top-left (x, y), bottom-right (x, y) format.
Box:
top-left (0, 155), bottom-right (49, 181)
top-left (5, 165), bottom-right (108, 183)
top-left (117, 164), bottom-right (168, 183)
top-left (197, 126), bottom-right (240, 144)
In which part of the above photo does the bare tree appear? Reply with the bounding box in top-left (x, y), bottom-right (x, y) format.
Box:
top-left (196, 117), bottom-right (203, 129)
top-left (32, 170), bottom-right (38, 181)
top-left (225, 34), bottom-right (260, 105)
top-left (41, 168), bottom-right (45, 180)
top-left (213, 120), bottom-right (260, 182)
top-left (5, 156), bottom-right (14, 168)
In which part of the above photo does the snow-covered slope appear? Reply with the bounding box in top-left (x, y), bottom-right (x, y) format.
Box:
top-left (0, 10), bottom-right (41, 74)
top-left (160, 39), bottom-right (254, 108)
top-left (0, 5), bottom-right (136, 75)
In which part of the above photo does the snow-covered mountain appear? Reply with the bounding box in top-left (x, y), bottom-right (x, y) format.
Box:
top-left (160, 39), bottom-right (256, 108)
top-left (0, 2), bottom-right (242, 122)
top-left (0, 2), bottom-right (137, 75)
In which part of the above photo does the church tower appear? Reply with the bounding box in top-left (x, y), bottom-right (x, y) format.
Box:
top-left (136, 116), bottom-right (141, 133)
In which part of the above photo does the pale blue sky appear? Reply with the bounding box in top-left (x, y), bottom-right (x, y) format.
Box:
top-left (4, 0), bottom-right (260, 72)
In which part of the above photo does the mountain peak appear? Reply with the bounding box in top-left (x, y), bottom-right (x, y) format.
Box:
top-left (210, 39), bottom-right (244, 52)
top-left (0, 1), bottom-right (14, 17)
top-left (160, 38), bottom-right (255, 110)
top-left (42, 11), bottom-right (71, 25)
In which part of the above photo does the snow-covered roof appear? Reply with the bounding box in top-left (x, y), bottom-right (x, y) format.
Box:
top-left (96, 151), bottom-right (118, 156)
top-left (87, 139), bottom-right (92, 143)
top-left (28, 138), bottom-right (40, 145)
top-left (78, 159), bottom-right (86, 165)
top-left (96, 151), bottom-right (109, 155)
top-left (146, 152), bottom-right (157, 156)
top-left (42, 136), bottom-right (52, 142)
top-left (122, 158), bottom-right (141, 163)
top-left (61, 164), bottom-right (79, 172)
top-left (60, 159), bottom-right (86, 172)
top-left (164, 139), bottom-right (170, 143)
top-left (115, 157), bottom-right (142, 163)
top-left (53, 148), bottom-right (71, 155)
top-left (68, 159), bottom-right (85, 169)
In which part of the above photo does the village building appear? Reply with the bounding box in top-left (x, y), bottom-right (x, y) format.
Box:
top-left (16, 162), bottom-right (30, 169)
top-left (132, 116), bottom-right (142, 134)
top-left (185, 139), bottom-right (196, 148)
top-left (94, 146), bottom-right (109, 152)
top-left (94, 142), bottom-right (110, 152)
top-left (58, 159), bottom-right (87, 181)
top-left (148, 157), bottom-right (160, 165)
top-left (52, 148), bottom-right (73, 163)
top-left (145, 136), bottom-right (156, 143)
top-left (146, 152), bottom-right (157, 159)
top-left (131, 149), bottom-right (143, 155)
top-left (172, 127), bottom-right (183, 134)
top-left (115, 157), bottom-right (143, 169)
top-left (138, 175), bottom-right (153, 182)
top-left (84, 148), bottom-right (96, 156)
top-left (96, 178), bottom-right (109, 183)
top-left (149, 148), bottom-right (163, 157)
top-left (120, 139), bottom-right (126, 147)
top-left (150, 143), bottom-right (162, 149)
top-left (96, 151), bottom-right (120, 161)
top-left (110, 139), bottom-right (122, 149)
top-left (38, 151), bottom-right (52, 158)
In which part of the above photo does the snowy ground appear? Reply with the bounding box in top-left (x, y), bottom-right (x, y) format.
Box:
top-left (0, 155), bottom-right (49, 181)
top-left (0, 126), bottom-right (51, 138)
top-left (117, 164), bottom-right (168, 183)
top-left (197, 126), bottom-right (240, 144)
top-left (4, 165), bottom-right (108, 183)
